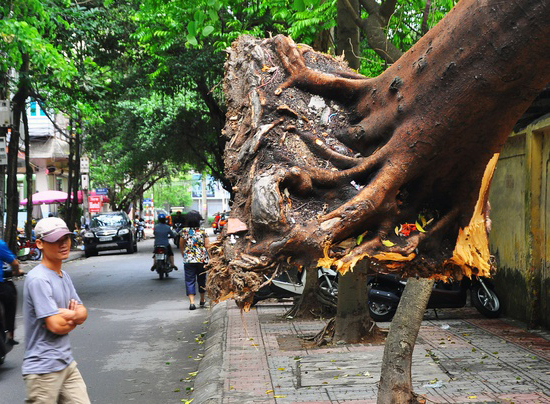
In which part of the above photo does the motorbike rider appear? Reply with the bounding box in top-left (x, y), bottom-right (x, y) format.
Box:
top-left (151, 213), bottom-right (177, 271)
top-left (0, 238), bottom-right (23, 347)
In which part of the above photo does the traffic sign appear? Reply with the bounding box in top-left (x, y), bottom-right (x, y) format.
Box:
top-left (95, 188), bottom-right (108, 195)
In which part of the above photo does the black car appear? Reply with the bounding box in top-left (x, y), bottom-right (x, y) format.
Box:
top-left (83, 212), bottom-right (137, 257)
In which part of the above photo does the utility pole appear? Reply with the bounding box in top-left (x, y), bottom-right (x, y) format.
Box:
top-left (0, 100), bottom-right (12, 239)
top-left (201, 173), bottom-right (208, 221)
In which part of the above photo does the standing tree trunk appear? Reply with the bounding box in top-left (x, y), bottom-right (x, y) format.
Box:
top-left (333, 259), bottom-right (378, 343)
top-left (337, 0), bottom-right (360, 70)
top-left (6, 54), bottom-right (29, 252)
top-left (377, 277), bottom-right (434, 403)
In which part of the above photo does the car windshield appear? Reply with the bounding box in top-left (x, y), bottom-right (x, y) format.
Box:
top-left (92, 214), bottom-right (126, 227)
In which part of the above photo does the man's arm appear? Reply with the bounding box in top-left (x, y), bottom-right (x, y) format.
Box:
top-left (45, 299), bottom-right (87, 335)
top-left (9, 259), bottom-right (23, 276)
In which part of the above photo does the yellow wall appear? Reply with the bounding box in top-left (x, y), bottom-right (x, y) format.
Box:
top-left (489, 116), bottom-right (550, 328)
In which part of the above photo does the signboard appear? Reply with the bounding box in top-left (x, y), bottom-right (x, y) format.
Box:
top-left (0, 137), bottom-right (6, 165)
top-left (80, 157), bottom-right (89, 174)
top-left (0, 100), bottom-right (11, 127)
top-left (95, 188), bottom-right (108, 195)
top-left (89, 196), bottom-right (102, 213)
top-left (81, 174), bottom-right (89, 190)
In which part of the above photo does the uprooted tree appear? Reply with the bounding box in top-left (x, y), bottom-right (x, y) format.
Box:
top-left (207, 0), bottom-right (550, 401)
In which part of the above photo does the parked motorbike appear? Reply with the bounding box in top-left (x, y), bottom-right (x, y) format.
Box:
top-left (252, 266), bottom-right (501, 323)
top-left (252, 267), bottom-right (338, 308)
top-left (17, 234), bottom-right (41, 261)
top-left (152, 245), bottom-right (172, 279)
top-left (367, 273), bottom-right (502, 321)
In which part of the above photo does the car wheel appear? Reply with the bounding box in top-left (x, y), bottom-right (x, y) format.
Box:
top-left (84, 248), bottom-right (96, 258)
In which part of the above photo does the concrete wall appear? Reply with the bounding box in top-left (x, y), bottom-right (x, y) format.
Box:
top-left (489, 115), bottom-right (550, 328)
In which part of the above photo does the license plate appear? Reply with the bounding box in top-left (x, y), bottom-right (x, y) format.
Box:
top-left (99, 236), bottom-right (113, 242)
top-left (155, 254), bottom-right (165, 260)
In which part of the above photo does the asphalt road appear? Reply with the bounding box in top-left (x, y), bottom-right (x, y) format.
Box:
top-left (0, 237), bottom-right (209, 403)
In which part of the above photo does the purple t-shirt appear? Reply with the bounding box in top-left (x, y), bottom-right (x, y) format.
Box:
top-left (22, 264), bottom-right (82, 375)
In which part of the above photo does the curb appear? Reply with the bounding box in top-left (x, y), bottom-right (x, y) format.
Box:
top-left (192, 300), bottom-right (228, 404)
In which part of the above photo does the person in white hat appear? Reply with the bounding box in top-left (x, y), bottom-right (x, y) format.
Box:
top-left (22, 217), bottom-right (90, 403)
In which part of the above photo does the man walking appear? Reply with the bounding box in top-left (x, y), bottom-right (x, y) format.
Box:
top-left (22, 217), bottom-right (90, 403)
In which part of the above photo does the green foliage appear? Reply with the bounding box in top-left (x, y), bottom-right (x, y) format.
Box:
top-left (359, 0), bottom-right (457, 77)
top-left (151, 175), bottom-right (193, 210)
top-left (0, 0), bottom-right (77, 87)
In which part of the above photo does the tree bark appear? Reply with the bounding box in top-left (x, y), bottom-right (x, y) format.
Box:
top-left (337, 0), bottom-right (361, 70)
top-left (377, 277), bottom-right (433, 403)
top-left (334, 259), bottom-right (378, 343)
top-left (6, 54), bottom-right (29, 252)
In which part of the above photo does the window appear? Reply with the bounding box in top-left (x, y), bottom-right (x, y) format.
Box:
top-left (30, 101), bottom-right (37, 116)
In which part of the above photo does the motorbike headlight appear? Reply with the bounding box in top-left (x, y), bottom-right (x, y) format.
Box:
top-left (119, 228), bottom-right (130, 235)
top-left (84, 232), bottom-right (95, 238)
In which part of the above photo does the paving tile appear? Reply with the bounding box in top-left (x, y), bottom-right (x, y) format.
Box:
top-left (212, 302), bottom-right (550, 404)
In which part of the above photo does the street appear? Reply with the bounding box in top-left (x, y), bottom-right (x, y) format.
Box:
top-left (0, 237), bottom-right (209, 403)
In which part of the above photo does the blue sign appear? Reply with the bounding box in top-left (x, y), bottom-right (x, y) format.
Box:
top-left (95, 188), bottom-right (108, 195)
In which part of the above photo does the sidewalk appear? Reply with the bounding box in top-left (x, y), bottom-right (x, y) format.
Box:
top-left (194, 301), bottom-right (550, 404)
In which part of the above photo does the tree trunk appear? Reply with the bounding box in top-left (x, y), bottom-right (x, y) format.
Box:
top-left (6, 54), bottom-right (29, 251)
top-left (285, 266), bottom-right (321, 318)
top-left (334, 259), bottom-right (378, 343)
top-left (337, 0), bottom-right (360, 70)
top-left (377, 277), bottom-right (433, 403)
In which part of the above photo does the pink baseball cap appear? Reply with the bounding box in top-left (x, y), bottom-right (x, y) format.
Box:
top-left (35, 217), bottom-right (72, 242)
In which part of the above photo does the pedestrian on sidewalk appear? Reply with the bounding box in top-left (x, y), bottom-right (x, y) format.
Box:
top-left (179, 210), bottom-right (209, 310)
top-left (0, 238), bottom-right (23, 347)
top-left (22, 217), bottom-right (90, 404)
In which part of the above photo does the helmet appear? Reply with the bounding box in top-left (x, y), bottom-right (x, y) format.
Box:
top-left (158, 213), bottom-right (166, 220)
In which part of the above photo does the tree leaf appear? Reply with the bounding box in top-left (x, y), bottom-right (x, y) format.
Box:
top-left (356, 234), bottom-right (364, 245)
top-left (292, 0), bottom-right (306, 12)
top-left (187, 35), bottom-right (198, 46)
top-left (415, 221), bottom-right (425, 232)
top-left (382, 239), bottom-right (395, 247)
top-left (202, 26), bottom-right (215, 37)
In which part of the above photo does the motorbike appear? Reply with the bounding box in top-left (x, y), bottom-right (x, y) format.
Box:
top-left (0, 263), bottom-right (23, 365)
top-left (152, 244), bottom-right (173, 279)
top-left (252, 266), bottom-right (502, 323)
top-left (252, 267), bottom-right (338, 308)
top-left (17, 234), bottom-right (41, 261)
top-left (172, 222), bottom-right (184, 247)
top-left (0, 300), bottom-right (7, 365)
top-left (213, 213), bottom-right (228, 234)
top-left (367, 273), bottom-right (502, 321)
top-left (135, 222), bottom-right (145, 242)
